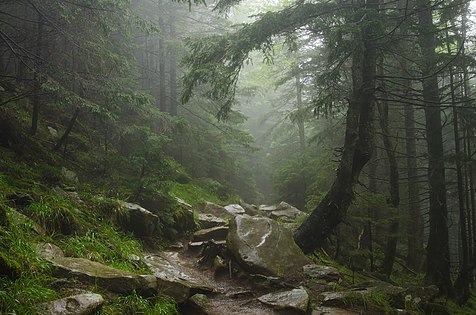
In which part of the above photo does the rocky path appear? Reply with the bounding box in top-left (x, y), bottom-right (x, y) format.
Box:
top-left (34, 201), bottom-right (444, 315)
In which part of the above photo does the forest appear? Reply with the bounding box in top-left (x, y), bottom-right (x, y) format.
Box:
top-left (1, 0), bottom-right (476, 314)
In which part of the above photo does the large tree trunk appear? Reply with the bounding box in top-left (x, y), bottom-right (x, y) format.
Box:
top-left (294, 0), bottom-right (378, 253)
top-left (416, 0), bottom-right (454, 297)
top-left (377, 81), bottom-right (400, 277)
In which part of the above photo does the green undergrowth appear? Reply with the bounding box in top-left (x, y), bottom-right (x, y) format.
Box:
top-left (343, 290), bottom-right (394, 314)
top-left (168, 181), bottom-right (225, 205)
top-left (98, 291), bottom-right (179, 315)
top-left (168, 180), bottom-right (239, 206)
top-left (0, 274), bottom-right (58, 314)
top-left (446, 293), bottom-right (476, 314)
top-left (0, 210), bottom-right (57, 314)
top-left (311, 252), bottom-right (366, 286)
top-left (62, 225), bottom-right (150, 274)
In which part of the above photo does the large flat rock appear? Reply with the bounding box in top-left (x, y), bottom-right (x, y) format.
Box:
top-left (38, 293), bottom-right (104, 315)
top-left (144, 252), bottom-right (214, 303)
top-left (193, 226), bottom-right (229, 242)
top-left (258, 288), bottom-right (309, 314)
top-left (227, 215), bottom-right (311, 278)
top-left (44, 256), bottom-right (157, 294)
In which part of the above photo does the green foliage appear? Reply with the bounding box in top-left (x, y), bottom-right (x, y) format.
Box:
top-left (62, 225), bottom-right (149, 274)
top-left (168, 181), bottom-right (227, 205)
top-left (25, 193), bottom-right (81, 235)
top-left (344, 290), bottom-right (393, 314)
top-left (0, 209), bottom-right (56, 314)
top-left (99, 291), bottom-right (179, 315)
top-left (0, 275), bottom-right (58, 315)
top-left (0, 209), bottom-right (51, 277)
top-left (446, 293), bottom-right (476, 314)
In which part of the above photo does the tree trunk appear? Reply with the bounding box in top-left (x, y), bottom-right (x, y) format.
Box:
top-left (294, 0), bottom-right (378, 253)
top-left (296, 72), bottom-right (305, 153)
top-left (53, 106), bottom-right (80, 152)
top-left (444, 26), bottom-right (469, 302)
top-left (169, 8), bottom-right (178, 116)
top-left (377, 76), bottom-right (400, 277)
top-left (416, 0), bottom-right (454, 297)
top-left (30, 14), bottom-right (43, 135)
top-left (158, 2), bottom-right (167, 113)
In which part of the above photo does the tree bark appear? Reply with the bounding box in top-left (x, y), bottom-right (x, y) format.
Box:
top-left (30, 13), bottom-right (43, 135)
top-left (377, 79), bottom-right (400, 277)
top-left (416, 0), bottom-right (454, 297)
top-left (169, 8), bottom-right (178, 116)
top-left (294, 0), bottom-right (378, 253)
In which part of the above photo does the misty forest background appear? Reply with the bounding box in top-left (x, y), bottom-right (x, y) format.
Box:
top-left (2, 0), bottom-right (476, 311)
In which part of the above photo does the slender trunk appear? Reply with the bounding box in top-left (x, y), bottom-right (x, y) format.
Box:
top-left (169, 9), bottom-right (178, 116)
top-left (158, 3), bottom-right (167, 113)
top-left (377, 67), bottom-right (400, 277)
top-left (30, 14), bottom-right (43, 135)
top-left (296, 72), bottom-right (305, 153)
top-left (53, 106), bottom-right (80, 152)
top-left (295, 0), bottom-right (378, 253)
top-left (445, 27), bottom-right (469, 302)
top-left (416, 0), bottom-right (454, 297)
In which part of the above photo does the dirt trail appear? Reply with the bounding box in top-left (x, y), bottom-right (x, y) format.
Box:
top-left (160, 245), bottom-right (303, 315)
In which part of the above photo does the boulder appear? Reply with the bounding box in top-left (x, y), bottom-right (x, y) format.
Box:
top-left (144, 252), bottom-right (214, 303)
top-left (227, 215), bottom-right (311, 278)
top-left (172, 208), bottom-right (197, 236)
top-left (198, 213), bottom-right (227, 229)
top-left (303, 264), bottom-right (342, 282)
top-left (197, 202), bottom-right (234, 220)
top-left (11, 210), bottom-right (45, 235)
top-left (193, 226), bottom-right (229, 242)
top-left (258, 287), bottom-right (309, 314)
top-left (40, 255), bottom-right (157, 295)
top-left (175, 197), bottom-right (192, 209)
top-left (258, 204), bottom-right (277, 212)
top-left (240, 202), bottom-right (260, 216)
top-left (61, 167), bottom-right (78, 183)
top-left (120, 202), bottom-right (158, 239)
top-left (224, 204), bottom-right (246, 216)
top-left (38, 293), bottom-right (104, 315)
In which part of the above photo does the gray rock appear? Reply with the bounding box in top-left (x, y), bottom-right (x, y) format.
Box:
top-left (42, 255), bottom-right (157, 295)
top-left (258, 287), bottom-right (309, 313)
top-left (144, 252), bottom-right (214, 303)
top-left (38, 293), bottom-right (104, 315)
top-left (240, 202), bottom-right (260, 216)
top-left (258, 204), bottom-right (277, 212)
top-left (35, 243), bottom-right (65, 260)
top-left (188, 294), bottom-right (211, 314)
top-left (197, 202), bottom-right (234, 220)
top-left (224, 204), bottom-right (246, 216)
top-left (11, 210), bottom-right (45, 235)
top-left (227, 215), bottom-right (311, 278)
top-left (61, 167), bottom-right (78, 183)
top-left (303, 264), bottom-right (342, 282)
top-left (198, 213), bottom-right (227, 229)
top-left (121, 202), bottom-right (158, 238)
top-left (193, 226), bottom-right (229, 242)
top-left (175, 197), bottom-right (192, 209)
